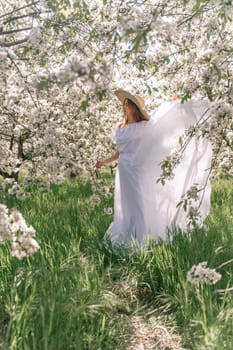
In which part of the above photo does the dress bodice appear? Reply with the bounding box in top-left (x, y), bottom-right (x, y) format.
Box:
top-left (114, 121), bottom-right (148, 159)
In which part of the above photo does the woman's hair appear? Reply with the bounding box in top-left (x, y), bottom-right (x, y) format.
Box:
top-left (124, 98), bottom-right (145, 122)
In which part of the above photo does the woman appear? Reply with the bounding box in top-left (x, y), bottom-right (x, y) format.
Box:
top-left (96, 89), bottom-right (212, 247)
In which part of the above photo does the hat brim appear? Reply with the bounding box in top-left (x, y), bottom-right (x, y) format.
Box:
top-left (114, 89), bottom-right (150, 121)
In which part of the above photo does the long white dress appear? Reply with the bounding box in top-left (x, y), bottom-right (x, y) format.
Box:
top-left (106, 98), bottom-right (212, 246)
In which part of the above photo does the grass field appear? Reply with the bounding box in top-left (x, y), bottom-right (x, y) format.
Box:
top-left (0, 175), bottom-right (233, 349)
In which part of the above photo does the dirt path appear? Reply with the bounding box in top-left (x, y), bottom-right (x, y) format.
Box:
top-left (126, 315), bottom-right (186, 350)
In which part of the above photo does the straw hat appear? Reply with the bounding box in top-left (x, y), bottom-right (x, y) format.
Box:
top-left (114, 89), bottom-right (150, 121)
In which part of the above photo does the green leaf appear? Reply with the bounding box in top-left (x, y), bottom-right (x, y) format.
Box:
top-left (176, 200), bottom-right (183, 208)
top-left (138, 60), bottom-right (145, 72)
top-left (212, 63), bottom-right (222, 80)
top-left (163, 56), bottom-right (170, 64)
top-left (181, 92), bottom-right (192, 103)
top-left (178, 135), bottom-right (183, 146)
top-left (80, 99), bottom-right (89, 111)
top-left (96, 89), bottom-right (106, 101)
top-left (192, 0), bottom-right (206, 14)
top-left (22, 46), bottom-right (32, 56)
top-left (37, 79), bottom-right (52, 91)
top-left (62, 0), bottom-right (71, 6)
top-left (146, 86), bottom-right (153, 95)
top-left (132, 33), bottom-right (143, 52)
top-left (47, 0), bottom-right (59, 11)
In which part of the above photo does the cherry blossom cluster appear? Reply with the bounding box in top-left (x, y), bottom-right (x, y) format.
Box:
top-left (0, 204), bottom-right (39, 259)
top-left (175, 183), bottom-right (206, 227)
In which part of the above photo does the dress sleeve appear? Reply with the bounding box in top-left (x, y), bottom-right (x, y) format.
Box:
top-left (131, 98), bottom-right (211, 169)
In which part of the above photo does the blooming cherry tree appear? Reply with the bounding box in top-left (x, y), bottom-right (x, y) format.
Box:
top-left (0, 0), bottom-right (232, 243)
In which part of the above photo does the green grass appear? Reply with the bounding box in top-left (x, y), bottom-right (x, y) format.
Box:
top-left (0, 176), bottom-right (233, 349)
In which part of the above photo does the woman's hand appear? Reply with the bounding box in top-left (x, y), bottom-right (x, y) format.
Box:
top-left (96, 160), bottom-right (105, 168)
top-left (96, 152), bottom-right (119, 169)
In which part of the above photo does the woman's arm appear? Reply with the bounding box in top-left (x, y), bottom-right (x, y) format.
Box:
top-left (96, 151), bottom-right (119, 168)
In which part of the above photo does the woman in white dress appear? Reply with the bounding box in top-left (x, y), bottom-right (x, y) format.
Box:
top-left (96, 89), bottom-right (212, 247)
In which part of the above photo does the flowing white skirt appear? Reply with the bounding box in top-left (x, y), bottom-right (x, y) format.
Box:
top-left (106, 98), bottom-right (212, 246)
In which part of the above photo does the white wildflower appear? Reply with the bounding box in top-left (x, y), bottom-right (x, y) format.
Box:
top-left (99, 186), bottom-right (111, 197)
top-left (104, 207), bottom-right (113, 215)
top-left (187, 262), bottom-right (222, 285)
top-left (90, 194), bottom-right (101, 204)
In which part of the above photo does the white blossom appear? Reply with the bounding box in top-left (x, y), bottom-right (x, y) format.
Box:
top-left (0, 50), bottom-right (8, 61)
top-left (28, 27), bottom-right (42, 47)
top-left (186, 185), bottom-right (199, 201)
top-left (187, 262), bottom-right (222, 285)
top-left (90, 195), bottom-right (101, 204)
top-left (0, 205), bottom-right (39, 259)
top-left (104, 207), bottom-right (113, 215)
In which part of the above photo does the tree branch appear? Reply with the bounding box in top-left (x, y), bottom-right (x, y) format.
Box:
top-left (0, 27), bottom-right (32, 35)
top-left (0, 37), bottom-right (28, 47)
top-left (2, 11), bottom-right (40, 25)
top-left (7, 55), bottom-right (39, 110)
top-left (0, 1), bottom-right (40, 20)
